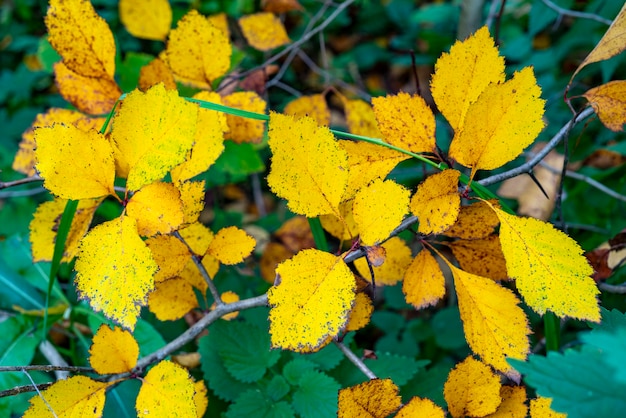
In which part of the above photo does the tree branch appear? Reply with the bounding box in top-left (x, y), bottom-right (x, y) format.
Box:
top-left (0, 365), bottom-right (93, 373)
top-left (0, 382), bottom-right (54, 399)
top-left (541, 0), bottom-right (613, 25)
top-left (0, 175), bottom-right (43, 190)
top-left (334, 340), bottom-right (377, 380)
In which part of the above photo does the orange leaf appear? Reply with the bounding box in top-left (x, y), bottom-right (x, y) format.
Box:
top-left (45, 0), bottom-right (115, 78)
top-left (583, 80), bottom-right (626, 132)
top-left (444, 356), bottom-right (502, 418)
top-left (260, 242), bottom-right (293, 283)
top-left (284, 94), bottom-right (330, 126)
top-left (239, 12), bottom-right (291, 51)
top-left (402, 250), bottom-right (446, 309)
top-left (89, 325), bottom-right (139, 373)
top-left (396, 397), bottom-right (445, 418)
top-left (410, 169), bottom-right (461, 235)
top-left (449, 235), bottom-right (508, 281)
top-left (345, 292), bottom-right (374, 332)
top-left (148, 278), bottom-right (198, 321)
top-left (262, 0), bottom-right (304, 13)
top-left (354, 237), bottom-right (412, 286)
top-left (372, 92), bottom-right (436, 154)
top-left (119, 0), bottom-right (172, 41)
top-left (211, 290), bottom-right (240, 320)
top-left (222, 91), bottom-right (267, 143)
top-left (444, 200), bottom-right (500, 239)
top-left (139, 59), bottom-right (177, 91)
top-left (338, 378), bottom-right (401, 418)
top-left (275, 216), bottom-right (315, 252)
top-left (194, 380), bottom-right (209, 417)
top-left (486, 386), bottom-right (528, 418)
top-left (135, 360), bottom-right (196, 417)
top-left (207, 226), bottom-right (256, 265)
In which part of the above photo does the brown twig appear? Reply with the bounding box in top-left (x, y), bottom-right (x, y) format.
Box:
top-left (0, 175), bottom-right (43, 190)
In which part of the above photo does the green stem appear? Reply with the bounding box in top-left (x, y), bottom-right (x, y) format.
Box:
top-left (544, 312), bottom-right (560, 351)
top-left (308, 217), bottom-right (329, 253)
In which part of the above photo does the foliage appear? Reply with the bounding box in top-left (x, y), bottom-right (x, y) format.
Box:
top-left (0, 0), bottom-right (625, 417)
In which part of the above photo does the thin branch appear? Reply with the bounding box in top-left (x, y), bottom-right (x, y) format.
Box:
top-left (0, 175), bottom-right (43, 190)
top-left (0, 382), bottom-right (54, 399)
top-left (334, 340), bottom-right (377, 380)
top-left (0, 365), bottom-right (93, 373)
top-left (599, 283), bottom-right (626, 294)
top-left (541, 0), bottom-right (613, 25)
top-left (478, 107), bottom-right (595, 186)
top-left (22, 370), bottom-right (57, 417)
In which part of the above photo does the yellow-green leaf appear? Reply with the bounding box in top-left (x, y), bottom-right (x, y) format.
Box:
top-left (491, 205), bottom-right (601, 321)
top-left (396, 397), bottom-right (445, 418)
top-left (403, 250), bottom-right (446, 309)
top-left (207, 226), bottom-right (256, 265)
top-left (89, 325), bottom-right (139, 374)
top-left (148, 278), bottom-right (198, 321)
top-left (119, 0), bottom-right (172, 41)
top-left (135, 360), bottom-right (196, 417)
top-left (268, 249), bottom-right (355, 352)
top-left (449, 67), bottom-right (545, 179)
top-left (353, 178), bottom-right (410, 246)
top-left (430, 26), bottom-right (504, 131)
top-left (126, 182), bottom-right (184, 237)
top-left (354, 237), bottom-right (412, 286)
top-left (111, 84), bottom-right (197, 191)
top-left (75, 216), bottom-right (158, 330)
top-left (338, 379), bottom-right (401, 418)
top-left (24, 376), bottom-right (112, 417)
top-left (444, 356), bottom-right (502, 418)
top-left (267, 112), bottom-right (348, 217)
top-left (372, 92), bottom-right (436, 154)
top-left (410, 169), bottom-right (461, 235)
top-left (239, 12), bottom-right (291, 51)
top-left (34, 123), bottom-right (116, 199)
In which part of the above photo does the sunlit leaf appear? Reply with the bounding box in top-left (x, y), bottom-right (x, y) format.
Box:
top-left (135, 360), bottom-right (196, 417)
top-left (486, 386), bottom-right (528, 418)
top-left (345, 292), bottom-right (373, 332)
top-left (207, 226), bottom-right (256, 265)
top-left (126, 182), bottom-right (184, 237)
top-left (430, 26), bottom-right (504, 131)
top-left (402, 250), bottom-right (446, 309)
top-left (75, 216), bottom-right (158, 330)
top-left (267, 112), bottom-right (348, 217)
top-left (119, 0), bottom-right (172, 41)
top-left (268, 249), bottom-right (355, 352)
top-left (372, 92), bottom-right (436, 154)
top-left (23, 376), bottom-right (112, 417)
top-left (207, 12), bottom-right (230, 37)
top-left (450, 235), bottom-right (508, 281)
top-left (194, 380), bottom-right (209, 418)
top-left (139, 59), bottom-right (177, 91)
top-left (178, 222), bottom-right (214, 255)
top-left (583, 80), bottom-right (626, 132)
top-left (395, 397), bottom-right (445, 418)
top-left (491, 205), bottom-right (601, 321)
top-left (146, 235), bottom-right (190, 282)
top-left (338, 378), bottom-right (401, 418)
top-left (177, 180), bottom-right (206, 225)
top-left (354, 237), bottom-right (412, 286)
top-left (222, 91), bottom-right (267, 143)
top-left (410, 169), bottom-right (461, 235)
top-left (284, 94), bottom-right (330, 126)
top-left (444, 356), bottom-right (502, 418)
top-left (239, 12), bottom-right (291, 51)
top-left (319, 199), bottom-right (358, 241)
top-left (34, 123), bottom-right (116, 200)
top-left (353, 178), bottom-right (410, 246)
top-left (529, 397), bottom-right (567, 418)
top-left (111, 84), bottom-right (197, 191)
top-left (213, 291), bottom-right (240, 320)
top-left (89, 325), bottom-right (139, 374)
top-left (148, 277), bottom-right (198, 321)
top-left (341, 98), bottom-right (383, 138)
top-left (46, 0), bottom-right (115, 78)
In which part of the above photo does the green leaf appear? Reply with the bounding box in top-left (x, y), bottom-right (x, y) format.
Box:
top-left (581, 327), bottom-right (626, 384)
top-left (371, 311), bottom-right (405, 335)
top-left (591, 308), bottom-right (626, 333)
top-left (265, 375), bottom-right (290, 402)
top-left (282, 359), bottom-right (319, 386)
top-left (292, 370), bottom-right (340, 418)
top-left (299, 333), bottom-right (354, 371)
top-left (212, 321), bottom-right (280, 383)
top-left (432, 306), bottom-right (467, 350)
top-left (226, 389), bottom-right (295, 418)
top-left (366, 353), bottom-right (428, 386)
top-left (401, 359), bottom-right (456, 408)
top-left (510, 347), bottom-right (626, 418)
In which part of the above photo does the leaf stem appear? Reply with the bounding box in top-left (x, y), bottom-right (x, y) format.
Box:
top-left (308, 217), bottom-right (329, 252)
top-left (544, 312), bottom-right (560, 351)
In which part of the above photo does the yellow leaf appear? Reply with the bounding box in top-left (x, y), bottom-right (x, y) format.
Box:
top-left (13, 108), bottom-right (105, 176)
top-left (207, 226), bottom-right (256, 265)
top-left (338, 378), bottom-right (401, 418)
top-left (194, 380), bottom-right (209, 418)
top-left (222, 91), bottom-right (267, 143)
top-left (148, 277), bottom-right (198, 321)
top-left (339, 140), bottom-right (409, 201)
top-left (260, 242), bottom-right (293, 283)
top-left (449, 67), bottom-right (545, 179)
top-left (139, 59), bottom-right (177, 91)
top-left (45, 0), bottom-right (115, 78)
top-left (354, 237), bottom-right (412, 286)
top-left (164, 9), bottom-right (231, 88)
top-left (146, 235), bottom-right (190, 282)
top-left (171, 91), bottom-right (227, 183)
top-left (207, 12), bottom-right (230, 37)
top-left (268, 249), bottom-right (355, 352)
top-left (395, 397), bottom-right (445, 418)
top-left (449, 235), bottom-right (508, 281)
top-left (410, 169), bottom-right (461, 235)
top-left (34, 124), bottom-right (116, 200)
top-left (529, 397), bottom-right (567, 418)
top-left (111, 84), bottom-right (197, 191)
top-left (126, 182), bottom-right (185, 237)
top-left (53, 61), bottom-right (121, 115)
top-left (119, 0), bottom-right (172, 41)
top-left (267, 112), bottom-right (348, 217)
top-left (430, 26), bottom-right (505, 131)
top-left (212, 290), bottom-right (240, 320)
top-left (572, 3), bottom-right (626, 79)
top-left (23, 376), bottom-right (112, 417)
top-left (239, 12), bottom-right (291, 51)
top-left (178, 222), bottom-right (214, 255)
top-left (583, 80), bottom-right (626, 132)
top-left (353, 178), bottom-right (410, 246)
top-left (89, 325), bottom-right (139, 374)
top-left (491, 205), bottom-right (601, 321)
top-left (444, 356), bottom-right (502, 418)
top-left (284, 94), bottom-right (330, 126)
top-left (372, 92), bottom-right (436, 154)
top-left (135, 360), bottom-right (196, 417)
top-left (75, 216), bottom-right (158, 330)
top-left (319, 199), bottom-right (358, 241)
top-left (444, 200), bottom-right (500, 239)
top-left (341, 98), bottom-right (383, 138)
top-left (486, 386), bottom-right (528, 418)
top-left (345, 292), bottom-right (373, 332)
top-left (448, 263), bottom-right (530, 374)
top-left (30, 198), bottom-right (101, 262)
top-left (402, 250), bottom-right (446, 309)
top-left (179, 255), bottom-right (219, 293)
top-left (177, 180), bottom-right (206, 225)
